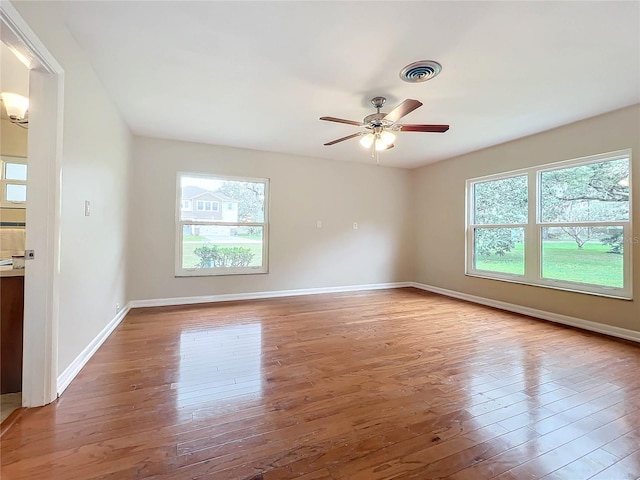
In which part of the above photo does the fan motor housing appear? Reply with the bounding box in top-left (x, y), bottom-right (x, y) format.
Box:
top-left (363, 112), bottom-right (389, 127)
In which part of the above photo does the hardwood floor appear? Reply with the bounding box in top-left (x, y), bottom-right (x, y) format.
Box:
top-left (2, 288), bottom-right (639, 479)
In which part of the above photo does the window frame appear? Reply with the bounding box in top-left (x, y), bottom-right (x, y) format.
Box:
top-left (175, 172), bottom-right (269, 277)
top-left (466, 149), bottom-right (632, 300)
top-left (1, 155), bottom-right (27, 208)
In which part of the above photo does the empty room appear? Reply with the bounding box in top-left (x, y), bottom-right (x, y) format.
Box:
top-left (1, 1), bottom-right (639, 479)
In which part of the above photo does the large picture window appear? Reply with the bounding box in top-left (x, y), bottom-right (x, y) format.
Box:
top-left (466, 150), bottom-right (632, 299)
top-left (176, 173), bottom-right (269, 276)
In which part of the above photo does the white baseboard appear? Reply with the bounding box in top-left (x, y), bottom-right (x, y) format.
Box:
top-left (411, 282), bottom-right (640, 343)
top-left (129, 282), bottom-right (413, 308)
top-left (56, 304), bottom-right (131, 396)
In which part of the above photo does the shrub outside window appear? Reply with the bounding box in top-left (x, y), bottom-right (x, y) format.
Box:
top-left (176, 173), bottom-right (269, 276)
top-left (466, 150), bottom-right (632, 299)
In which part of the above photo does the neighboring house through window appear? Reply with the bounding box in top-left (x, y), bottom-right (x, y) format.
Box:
top-left (466, 150), bottom-right (632, 299)
top-left (176, 173), bottom-right (269, 276)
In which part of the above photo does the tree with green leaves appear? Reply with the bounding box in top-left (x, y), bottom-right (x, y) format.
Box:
top-left (474, 158), bottom-right (629, 256)
top-left (541, 158), bottom-right (629, 249)
top-left (217, 181), bottom-right (265, 235)
top-left (473, 175), bottom-right (527, 257)
top-left (217, 181), bottom-right (265, 223)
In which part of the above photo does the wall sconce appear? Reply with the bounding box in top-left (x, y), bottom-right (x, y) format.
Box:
top-left (1, 92), bottom-right (29, 128)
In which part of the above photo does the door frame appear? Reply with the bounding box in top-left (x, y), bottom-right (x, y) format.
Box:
top-left (1, 1), bottom-right (63, 407)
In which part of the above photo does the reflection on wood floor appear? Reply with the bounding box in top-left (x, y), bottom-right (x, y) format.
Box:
top-left (1, 288), bottom-right (639, 479)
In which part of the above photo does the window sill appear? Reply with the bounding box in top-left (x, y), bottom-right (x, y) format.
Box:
top-left (465, 271), bottom-right (632, 301)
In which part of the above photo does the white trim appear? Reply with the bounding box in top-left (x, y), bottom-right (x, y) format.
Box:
top-left (130, 282), bottom-right (412, 308)
top-left (411, 282), bottom-right (640, 343)
top-left (56, 305), bottom-right (131, 396)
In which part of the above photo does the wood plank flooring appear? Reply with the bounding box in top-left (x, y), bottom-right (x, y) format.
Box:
top-left (2, 288), bottom-right (640, 479)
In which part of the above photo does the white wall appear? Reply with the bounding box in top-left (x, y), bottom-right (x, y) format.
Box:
top-left (13, 2), bottom-right (132, 375)
top-left (129, 136), bottom-right (412, 301)
top-left (412, 104), bottom-right (640, 333)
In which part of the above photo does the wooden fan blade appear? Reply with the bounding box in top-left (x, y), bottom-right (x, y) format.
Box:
top-left (383, 99), bottom-right (423, 123)
top-left (319, 116), bottom-right (364, 126)
top-left (323, 132), bottom-right (364, 146)
top-left (399, 124), bottom-right (450, 133)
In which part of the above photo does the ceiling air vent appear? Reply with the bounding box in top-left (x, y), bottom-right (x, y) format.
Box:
top-left (399, 60), bottom-right (442, 83)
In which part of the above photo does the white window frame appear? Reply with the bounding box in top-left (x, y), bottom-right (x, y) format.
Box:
top-left (176, 172), bottom-right (269, 277)
top-left (466, 149), bottom-right (632, 300)
top-left (1, 155), bottom-right (27, 208)
top-left (180, 199), bottom-right (192, 211)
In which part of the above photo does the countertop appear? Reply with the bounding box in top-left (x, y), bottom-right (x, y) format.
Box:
top-left (0, 266), bottom-right (25, 277)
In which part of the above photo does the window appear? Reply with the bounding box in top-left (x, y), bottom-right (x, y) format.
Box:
top-left (196, 200), bottom-right (214, 211)
top-left (181, 200), bottom-right (192, 211)
top-left (1, 156), bottom-right (27, 207)
top-left (176, 173), bottom-right (269, 276)
top-left (467, 150), bottom-right (632, 299)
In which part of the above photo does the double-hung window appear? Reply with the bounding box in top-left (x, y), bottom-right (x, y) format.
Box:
top-left (467, 150), bottom-right (632, 299)
top-left (176, 173), bottom-right (269, 276)
top-left (1, 156), bottom-right (27, 207)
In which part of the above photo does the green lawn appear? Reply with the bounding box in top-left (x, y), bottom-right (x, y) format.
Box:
top-left (235, 233), bottom-right (263, 241)
top-left (476, 241), bottom-right (623, 287)
top-left (183, 235), bottom-right (208, 242)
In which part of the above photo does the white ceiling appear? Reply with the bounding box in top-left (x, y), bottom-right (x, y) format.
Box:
top-left (52, 1), bottom-right (639, 169)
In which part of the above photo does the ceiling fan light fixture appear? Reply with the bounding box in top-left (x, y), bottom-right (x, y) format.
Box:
top-left (360, 133), bottom-right (375, 149)
top-left (1, 92), bottom-right (29, 121)
top-left (374, 139), bottom-right (388, 151)
top-left (379, 130), bottom-right (396, 146)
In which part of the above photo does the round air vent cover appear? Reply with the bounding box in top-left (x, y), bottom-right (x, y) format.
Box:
top-left (399, 60), bottom-right (442, 83)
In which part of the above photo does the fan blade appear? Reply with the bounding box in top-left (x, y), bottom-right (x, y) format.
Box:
top-left (383, 99), bottom-right (423, 123)
top-left (399, 124), bottom-right (449, 133)
top-left (319, 116), bottom-right (364, 126)
top-left (323, 132), bottom-right (364, 146)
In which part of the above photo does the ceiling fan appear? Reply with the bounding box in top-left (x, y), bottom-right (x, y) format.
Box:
top-left (320, 96), bottom-right (449, 151)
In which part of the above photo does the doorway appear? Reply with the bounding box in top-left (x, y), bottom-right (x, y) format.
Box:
top-left (0, 2), bottom-right (63, 409)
